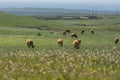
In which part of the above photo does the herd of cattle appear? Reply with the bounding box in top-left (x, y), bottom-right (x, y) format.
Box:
top-left (26, 29), bottom-right (119, 49)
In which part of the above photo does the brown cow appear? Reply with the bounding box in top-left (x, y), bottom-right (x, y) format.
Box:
top-left (65, 29), bottom-right (71, 33)
top-left (57, 39), bottom-right (63, 46)
top-left (72, 39), bottom-right (81, 49)
top-left (90, 29), bottom-right (94, 34)
top-left (81, 30), bottom-right (85, 34)
top-left (71, 33), bottom-right (78, 38)
top-left (62, 31), bottom-right (66, 35)
top-left (114, 37), bottom-right (119, 45)
top-left (62, 29), bottom-right (70, 35)
top-left (26, 39), bottom-right (35, 48)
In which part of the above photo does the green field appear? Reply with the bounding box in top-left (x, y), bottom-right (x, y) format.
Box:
top-left (0, 12), bottom-right (120, 80)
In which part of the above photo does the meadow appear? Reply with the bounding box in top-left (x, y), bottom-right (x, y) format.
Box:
top-left (0, 12), bottom-right (120, 80)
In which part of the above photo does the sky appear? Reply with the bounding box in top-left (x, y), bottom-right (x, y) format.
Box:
top-left (0, 0), bottom-right (120, 10)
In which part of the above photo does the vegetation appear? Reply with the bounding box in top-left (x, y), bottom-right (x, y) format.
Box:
top-left (0, 12), bottom-right (120, 79)
top-left (0, 49), bottom-right (120, 80)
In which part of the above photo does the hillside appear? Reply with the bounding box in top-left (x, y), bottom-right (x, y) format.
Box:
top-left (0, 10), bottom-right (120, 80)
top-left (0, 12), bottom-right (120, 31)
top-left (0, 12), bottom-right (38, 27)
top-left (0, 12), bottom-right (62, 29)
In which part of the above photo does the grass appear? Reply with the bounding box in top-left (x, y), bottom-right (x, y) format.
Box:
top-left (0, 12), bottom-right (120, 30)
top-left (0, 12), bottom-right (120, 79)
top-left (0, 49), bottom-right (120, 80)
top-left (0, 28), bottom-right (119, 50)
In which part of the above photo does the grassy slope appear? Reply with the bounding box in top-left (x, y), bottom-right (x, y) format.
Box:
top-left (0, 12), bottom-right (120, 30)
top-left (0, 12), bottom-right (120, 79)
top-left (0, 13), bottom-right (120, 50)
top-left (0, 12), bottom-right (63, 29)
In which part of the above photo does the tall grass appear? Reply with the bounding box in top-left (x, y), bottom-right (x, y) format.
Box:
top-left (0, 48), bottom-right (120, 80)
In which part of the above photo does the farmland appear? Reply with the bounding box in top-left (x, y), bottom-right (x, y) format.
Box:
top-left (0, 12), bottom-right (120, 80)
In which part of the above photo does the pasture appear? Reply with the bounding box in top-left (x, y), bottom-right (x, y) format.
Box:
top-left (0, 12), bottom-right (120, 79)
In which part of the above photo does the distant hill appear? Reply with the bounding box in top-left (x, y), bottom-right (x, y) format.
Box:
top-left (0, 8), bottom-right (118, 16)
top-left (0, 12), bottom-right (35, 27)
top-left (0, 12), bottom-right (58, 28)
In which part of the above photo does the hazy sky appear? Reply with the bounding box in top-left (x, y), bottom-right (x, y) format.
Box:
top-left (0, 0), bottom-right (120, 3)
top-left (0, 0), bottom-right (120, 10)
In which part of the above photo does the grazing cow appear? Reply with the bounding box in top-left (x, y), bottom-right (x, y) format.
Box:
top-left (71, 33), bottom-right (78, 38)
top-left (62, 31), bottom-right (66, 35)
top-left (72, 39), bottom-right (81, 49)
top-left (57, 39), bottom-right (63, 46)
top-left (81, 30), bottom-right (85, 34)
top-left (62, 29), bottom-right (70, 35)
top-left (114, 37), bottom-right (119, 45)
top-left (37, 33), bottom-right (41, 36)
top-left (90, 29), bottom-right (94, 34)
top-left (65, 29), bottom-right (71, 33)
top-left (26, 39), bottom-right (35, 48)
top-left (50, 31), bottom-right (53, 34)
